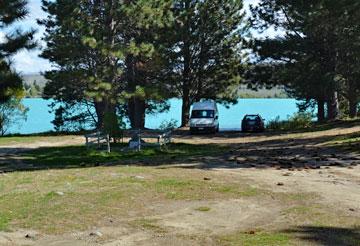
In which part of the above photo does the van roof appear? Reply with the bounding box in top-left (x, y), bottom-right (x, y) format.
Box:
top-left (192, 100), bottom-right (216, 110)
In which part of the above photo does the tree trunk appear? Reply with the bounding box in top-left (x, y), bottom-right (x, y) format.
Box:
top-left (180, 0), bottom-right (191, 127)
top-left (349, 97), bottom-right (358, 118)
top-left (181, 91), bottom-right (191, 127)
top-left (128, 96), bottom-right (146, 129)
top-left (348, 81), bottom-right (358, 118)
top-left (317, 99), bottom-right (325, 123)
top-left (328, 91), bottom-right (340, 120)
top-left (94, 101), bottom-right (106, 129)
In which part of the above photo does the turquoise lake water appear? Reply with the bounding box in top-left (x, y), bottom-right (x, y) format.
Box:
top-left (8, 98), bottom-right (299, 134)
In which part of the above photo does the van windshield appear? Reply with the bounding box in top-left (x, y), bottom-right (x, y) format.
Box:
top-left (191, 110), bottom-right (215, 119)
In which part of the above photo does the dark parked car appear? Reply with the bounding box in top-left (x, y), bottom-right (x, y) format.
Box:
top-left (241, 114), bottom-right (265, 132)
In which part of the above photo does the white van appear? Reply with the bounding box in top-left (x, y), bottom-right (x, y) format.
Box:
top-left (190, 100), bottom-right (219, 134)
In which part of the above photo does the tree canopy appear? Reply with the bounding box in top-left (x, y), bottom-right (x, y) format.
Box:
top-left (41, 0), bottom-right (249, 130)
top-left (162, 0), bottom-right (249, 126)
top-left (250, 0), bottom-right (360, 121)
top-left (41, 0), bottom-right (173, 130)
top-left (0, 0), bottom-right (35, 103)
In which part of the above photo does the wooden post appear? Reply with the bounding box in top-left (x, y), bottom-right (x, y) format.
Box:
top-left (97, 132), bottom-right (100, 149)
top-left (137, 129), bottom-right (141, 152)
top-left (106, 134), bottom-right (111, 153)
top-left (85, 136), bottom-right (89, 149)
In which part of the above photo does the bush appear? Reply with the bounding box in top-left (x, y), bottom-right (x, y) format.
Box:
top-left (0, 98), bottom-right (28, 136)
top-left (267, 112), bottom-right (313, 131)
top-left (159, 119), bottom-right (178, 131)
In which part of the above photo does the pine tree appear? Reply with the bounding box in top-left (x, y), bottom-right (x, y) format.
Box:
top-left (162, 0), bottom-right (249, 126)
top-left (333, 1), bottom-right (360, 117)
top-left (0, 0), bottom-right (35, 103)
top-left (40, 0), bottom-right (172, 130)
top-left (251, 0), bottom-right (360, 121)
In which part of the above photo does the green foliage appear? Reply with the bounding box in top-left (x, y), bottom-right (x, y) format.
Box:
top-left (25, 80), bottom-right (43, 98)
top-left (0, 1), bottom-right (33, 135)
top-left (250, 0), bottom-right (360, 121)
top-left (0, 0), bottom-right (35, 103)
top-left (51, 103), bottom-right (97, 132)
top-left (159, 119), bottom-right (178, 131)
top-left (161, 0), bottom-right (249, 125)
top-left (40, 0), bottom-right (173, 130)
top-left (103, 111), bottom-right (124, 137)
top-left (267, 112), bottom-right (313, 131)
top-left (0, 97), bottom-right (28, 135)
top-left (0, 61), bottom-right (24, 103)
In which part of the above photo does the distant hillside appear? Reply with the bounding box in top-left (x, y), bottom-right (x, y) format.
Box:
top-left (22, 74), bottom-right (47, 98)
top-left (22, 74), bottom-right (47, 86)
top-left (237, 85), bottom-right (288, 98)
top-left (20, 74), bottom-right (289, 99)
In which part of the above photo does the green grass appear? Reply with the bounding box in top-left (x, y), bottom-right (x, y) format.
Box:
top-left (12, 143), bottom-right (228, 170)
top-left (214, 186), bottom-right (259, 197)
top-left (0, 166), bottom-right (261, 233)
top-left (0, 136), bottom-right (55, 145)
top-left (328, 132), bottom-right (360, 148)
top-left (153, 178), bottom-right (260, 200)
top-left (218, 231), bottom-right (291, 246)
top-left (282, 204), bottom-right (360, 229)
top-left (324, 131), bottom-right (360, 153)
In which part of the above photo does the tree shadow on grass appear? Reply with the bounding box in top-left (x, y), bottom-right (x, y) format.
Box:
top-left (166, 131), bottom-right (360, 170)
top-left (1, 129), bottom-right (360, 173)
top-left (283, 226), bottom-right (360, 246)
top-left (0, 143), bottom-right (230, 172)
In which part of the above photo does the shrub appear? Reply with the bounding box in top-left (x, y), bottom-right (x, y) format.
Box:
top-left (0, 98), bottom-right (28, 136)
top-left (267, 112), bottom-right (313, 131)
top-left (159, 119), bottom-right (178, 131)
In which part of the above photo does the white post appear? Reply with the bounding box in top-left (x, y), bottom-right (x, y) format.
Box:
top-left (137, 129), bottom-right (141, 152)
top-left (107, 134), bottom-right (111, 153)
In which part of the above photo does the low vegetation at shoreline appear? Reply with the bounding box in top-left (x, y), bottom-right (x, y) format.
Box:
top-left (266, 112), bottom-right (313, 131)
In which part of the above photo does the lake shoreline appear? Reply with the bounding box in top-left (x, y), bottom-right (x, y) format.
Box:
top-left (8, 98), bottom-right (300, 135)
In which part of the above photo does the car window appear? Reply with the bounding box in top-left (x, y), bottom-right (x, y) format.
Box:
top-left (191, 110), bottom-right (215, 119)
top-left (245, 115), bottom-right (259, 121)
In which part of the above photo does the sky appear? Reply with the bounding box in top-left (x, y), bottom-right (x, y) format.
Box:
top-left (9, 0), bottom-right (266, 75)
top-left (11, 0), bottom-right (51, 74)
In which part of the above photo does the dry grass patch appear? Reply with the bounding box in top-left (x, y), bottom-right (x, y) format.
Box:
top-left (195, 206), bottom-right (211, 212)
top-left (131, 218), bottom-right (166, 233)
top-left (0, 166), bottom-right (262, 234)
